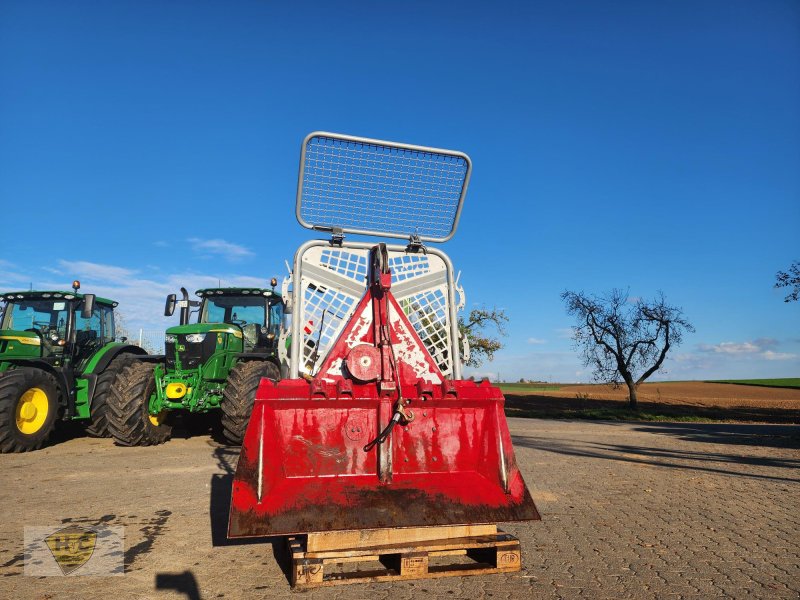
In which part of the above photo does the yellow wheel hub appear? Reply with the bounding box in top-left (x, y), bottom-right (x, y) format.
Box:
top-left (165, 383), bottom-right (187, 399)
top-left (16, 388), bottom-right (49, 435)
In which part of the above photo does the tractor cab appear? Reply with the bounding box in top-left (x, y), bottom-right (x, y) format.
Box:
top-left (0, 288), bottom-right (116, 366)
top-left (196, 288), bottom-right (284, 352)
top-left (163, 287), bottom-right (284, 370)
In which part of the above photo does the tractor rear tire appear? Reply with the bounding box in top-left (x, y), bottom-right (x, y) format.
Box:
top-left (220, 361), bottom-right (279, 445)
top-left (0, 368), bottom-right (59, 453)
top-left (107, 361), bottom-right (172, 446)
top-left (85, 354), bottom-right (137, 438)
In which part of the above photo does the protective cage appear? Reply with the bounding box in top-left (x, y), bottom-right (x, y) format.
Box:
top-left (285, 240), bottom-right (465, 381)
top-left (296, 132), bottom-right (472, 242)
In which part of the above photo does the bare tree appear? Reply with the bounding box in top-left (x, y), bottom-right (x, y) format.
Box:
top-left (775, 260), bottom-right (800, 303)
top-left (561, 289), bottom-right (693, 409)
top-left (458, 307), bottom-right (508, 368)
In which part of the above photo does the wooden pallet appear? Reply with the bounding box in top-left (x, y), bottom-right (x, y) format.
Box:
top-left (289, 525), bottom-right (522, 588)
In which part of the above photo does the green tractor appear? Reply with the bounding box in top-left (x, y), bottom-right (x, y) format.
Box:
top-left (108, 283), bottom-right (285, 446)
top-left (0, 281), bottom-right (148, 452)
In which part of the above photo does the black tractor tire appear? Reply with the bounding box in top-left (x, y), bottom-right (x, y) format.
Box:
top-left (220, 361), bottom-right (279, 445)
top-left (84, 353), bottom-right (138, 438)
top-left (107, 361), bottom-right (172, 446)
top-left (0, 368), bottom-right (60, 453)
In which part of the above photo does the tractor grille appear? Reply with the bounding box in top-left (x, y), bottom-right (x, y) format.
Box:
top-left (166, 334), bottom-right (217, 370)
top-left (165, 340), bottom-right (175, 369)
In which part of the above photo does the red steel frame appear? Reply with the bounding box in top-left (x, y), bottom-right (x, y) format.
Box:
top-left (229, 245), bottom-right (539, 537)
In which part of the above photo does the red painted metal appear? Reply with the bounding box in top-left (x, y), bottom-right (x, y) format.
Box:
top-left (228, 244), bottom-right (540, 538)
top-left (345, 344), bottom-right (381, 382)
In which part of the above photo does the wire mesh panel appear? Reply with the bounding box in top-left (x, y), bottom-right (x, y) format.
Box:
top-left (399, 288), bottom-right (451, 374)
top-left (297, 248), bottom-right (366, 375)
top-left (389, 253), bottom-right (453, 374)
top-left (297, 132), bottom-right (471, 242)
top-left (294, 243), bottom-right (463, 378)
top-left (390, 253), bottom-right (434, 283)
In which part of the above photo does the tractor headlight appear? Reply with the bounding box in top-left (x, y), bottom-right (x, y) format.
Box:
top-left (185, 333), bottom-right (206, 343)
top-left (165, 334), bottom-right (177, 344)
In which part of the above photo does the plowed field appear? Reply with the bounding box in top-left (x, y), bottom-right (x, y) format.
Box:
top-left (502, 381), bottom-right (800, 423)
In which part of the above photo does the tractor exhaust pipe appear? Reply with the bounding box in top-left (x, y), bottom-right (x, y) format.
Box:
top-left (165, 288), bottom-right (197, 324)
top-left (179, 287), bottom-right (190, 326)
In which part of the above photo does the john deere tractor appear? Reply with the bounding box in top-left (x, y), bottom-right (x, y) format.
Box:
top-left (108, 283), bottom-right (285, 446)
top-left (0, 282), bottom-right (148, 452)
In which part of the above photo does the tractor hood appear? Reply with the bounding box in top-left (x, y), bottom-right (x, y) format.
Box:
top-left (0, 329), bottom-right (42, 359)
top-left (164, 323), bottom-right (243, 372)
top-left (166, 323), bottom-right (243, 338)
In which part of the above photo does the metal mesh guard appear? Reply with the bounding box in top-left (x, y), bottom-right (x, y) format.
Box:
top-left (297, 247), bottom-right (456, 378)
top-left (297, 132), bottom-right (471, 242)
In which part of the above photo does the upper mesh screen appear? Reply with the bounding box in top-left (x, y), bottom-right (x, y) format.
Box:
top-left (295, 245), bottom-right (460, 378)
top-left (297, 133), bottom-right (470, 242)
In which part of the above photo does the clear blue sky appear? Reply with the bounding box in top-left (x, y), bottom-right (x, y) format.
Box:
top-left (1, 0), bottom-right (798, 382)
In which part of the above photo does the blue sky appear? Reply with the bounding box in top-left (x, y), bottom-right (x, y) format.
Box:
top-left (1, 0), bottom-right (798, 382)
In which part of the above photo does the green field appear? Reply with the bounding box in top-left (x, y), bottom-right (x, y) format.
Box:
top-left (498, 383), bottom-right (561, 393)
top-left (707, 378), bottom-right (800, 389)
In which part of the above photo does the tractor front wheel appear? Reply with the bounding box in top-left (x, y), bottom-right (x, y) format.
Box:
top-left (108, 361), bottom-right (172, 446)
top-left (0, 369), bottom-right (59, 453)
top-left (220, 361), bottom-right (279, 445)
top-left (85, 354), bottom-right (137, 438)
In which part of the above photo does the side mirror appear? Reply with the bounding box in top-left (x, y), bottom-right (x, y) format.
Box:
top-left (164, 294), bottom-right (177, 317)
top-left (81, 294), bottom-right (96, 319)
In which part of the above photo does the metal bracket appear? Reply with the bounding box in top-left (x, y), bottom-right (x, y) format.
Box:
top-left (309, 378), bottom-right (328, 399)
top-left (406, 232), bottom-right (427, 254)
top-left (330, 228), bottom-right (345, 246)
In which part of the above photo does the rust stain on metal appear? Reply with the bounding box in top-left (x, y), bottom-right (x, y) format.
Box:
top-left (230, 483), bottom-right (540, 538)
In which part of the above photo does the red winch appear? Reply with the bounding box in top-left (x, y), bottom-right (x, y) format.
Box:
top-left (228, 132), bottom-right (539, 542)
top-left (228, 241), bottom-right (539, 537)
